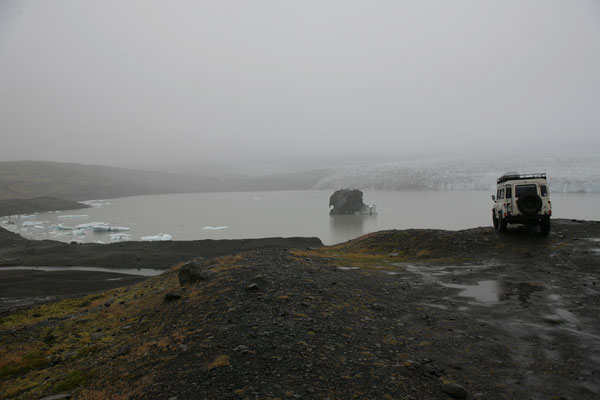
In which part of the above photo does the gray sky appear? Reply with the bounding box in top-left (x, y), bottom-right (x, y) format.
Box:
top-left (1, 0), bottom-right (599, 172)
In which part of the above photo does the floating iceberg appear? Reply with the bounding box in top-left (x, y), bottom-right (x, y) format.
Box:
top-left (72, 229), bottom-right (86, 236)
top-left (52, 224), bottom-right (74, 231)
top-left (19, 215), bottom-right (36, 219)
top-left (22, 221), bottom-right (47, 227)
top-left (109, 233), bottom-right (131, 242)
top-left (82, 200), bottom-right (112, 208)
top-left (75, 222), bottom-right (107, 230)
top-left (202, 226), bottom-right (228, 230)
top-left (109, 226), bottom-right (130, 232)
top-left (140, 233), bottom-right (172, 241)
top-left (92, 223), bottom-right (111, 232)
top-left (58, 214), bottom-right (90, 219)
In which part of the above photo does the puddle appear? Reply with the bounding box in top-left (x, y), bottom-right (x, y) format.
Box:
top-left (444, 280), bottom-right (501, 303)
top-left (0, 266), bottom-right (164, 276)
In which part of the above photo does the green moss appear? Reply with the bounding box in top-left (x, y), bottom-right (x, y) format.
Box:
top-left (54, 369), bottom-right (93, 392)
top-left (0, 350), bottom-right (46, 378)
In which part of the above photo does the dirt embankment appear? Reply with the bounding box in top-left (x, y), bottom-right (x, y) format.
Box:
top-left (1, 219), bottom-right (599, 400)
top-left (0, 197), bottom-right (89, 218)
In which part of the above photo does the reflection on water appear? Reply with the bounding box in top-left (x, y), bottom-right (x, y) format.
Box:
top-left (329, 215), bottom-right (376, 243)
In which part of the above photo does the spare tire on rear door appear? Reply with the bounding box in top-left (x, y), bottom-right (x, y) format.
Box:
top-left (517, 193), bottom-right (542, 215)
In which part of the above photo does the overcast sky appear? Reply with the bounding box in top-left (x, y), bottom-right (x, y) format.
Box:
top-left (1, 1), bottom-right (599, 172)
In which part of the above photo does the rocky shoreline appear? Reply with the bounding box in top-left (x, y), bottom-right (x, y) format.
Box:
top-left (1, 219), bottom-right (599, 399)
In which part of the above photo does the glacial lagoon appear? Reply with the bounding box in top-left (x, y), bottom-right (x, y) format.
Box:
top-left (2, 190), bottom-right (599, 245)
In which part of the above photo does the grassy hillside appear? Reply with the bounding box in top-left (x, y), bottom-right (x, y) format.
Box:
top-left (0, 161), bottom-right (330, 201)
top-left (0, 161), bottom-right (226, 201)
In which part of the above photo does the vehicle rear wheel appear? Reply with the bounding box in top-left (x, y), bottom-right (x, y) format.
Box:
top-left (540, 218), bottom-right (551, 236)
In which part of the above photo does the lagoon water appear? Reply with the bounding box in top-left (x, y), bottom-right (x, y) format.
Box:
top-left (4, 190), bottom-right (600, 245)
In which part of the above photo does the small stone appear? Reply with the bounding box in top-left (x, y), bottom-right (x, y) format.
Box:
top-left (114, 344), bottom-right (131, 358)
top-left (441, 382), bottom-right (468, 399)
top-left (164, 292), bottom-right (182, 301)
top-left (388, 252), bottom-right (399, 257)
top-left (39, 394), bottom-right (71, 400)
top-left (246, 283), bottom-right (260, 291)
top-left (179, 344), bottom-right (189, 352)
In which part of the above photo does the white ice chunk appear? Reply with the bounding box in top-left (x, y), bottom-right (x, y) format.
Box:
top-left (58, 214), bottom-right (90, 219)
top-left (109, 233), bottom-right (131, 242)
top-left (75, 222), bottom-right (108, 230)
top-left (22, 221), bottom-right (48, 227)
top-left (109, 226), bottom-right (130, 232)
top-left (19, 215), bottom-right (36, 219)
top-left (72, 229), bottom-right (86, 236)
top-left (52, 224), bottom-right (74, 231)
top-left (140, 233), bottom-right (172, 241)
top-left (201, 226), bottom-right (228, 230)
top-left (92, 223), bottom-right (111, 232)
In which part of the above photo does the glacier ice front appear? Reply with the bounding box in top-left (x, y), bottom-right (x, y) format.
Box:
top-left (140, 233), bottom-right (172, 241)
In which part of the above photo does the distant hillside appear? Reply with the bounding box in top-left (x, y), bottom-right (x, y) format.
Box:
top-left (0, 161), bottom-right (332, 201)
top-left (0, 161), bottom-right (231, 201)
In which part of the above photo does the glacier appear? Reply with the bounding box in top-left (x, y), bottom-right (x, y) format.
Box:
top-left (306, 153), bottom-right (600, 193)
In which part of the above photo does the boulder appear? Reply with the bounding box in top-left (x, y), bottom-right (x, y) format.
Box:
top-left (329, 189), bottom-right (376, 215)
top-left (178, 257), bottom-right (212, 285)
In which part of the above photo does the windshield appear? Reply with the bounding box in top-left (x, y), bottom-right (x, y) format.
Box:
top-left (515, 184), bottom-right (537, 197)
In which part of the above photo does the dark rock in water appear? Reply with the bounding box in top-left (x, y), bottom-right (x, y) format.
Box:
top-left (329, 189), bottom-right (375, 215)
top-left (164, 292), bottom-right (182, 301)
top-left (178, 257), bottom-right (212, 285)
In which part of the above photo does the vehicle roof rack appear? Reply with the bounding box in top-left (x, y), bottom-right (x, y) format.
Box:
top-left (497, 173), bottom-right (546, 184)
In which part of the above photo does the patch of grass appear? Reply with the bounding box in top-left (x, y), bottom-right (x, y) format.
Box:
top-left (0, 349), bottom-right (46, 377)
top-left (54, 369), bottom-right (94, 392)
top-left (0, 294), bottom-right (102, 330)
top-left (207, 355), bottom-right (230, 370)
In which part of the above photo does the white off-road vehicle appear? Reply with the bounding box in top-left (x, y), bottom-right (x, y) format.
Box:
top-left (492, 172), bottom-right (552, 235)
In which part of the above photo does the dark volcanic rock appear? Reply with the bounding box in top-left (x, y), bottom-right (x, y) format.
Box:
top-left (441, 382), bottom-right (468, 399)
top-left (178, 258), bottom-right (213, 285)
top-left (164, 292), bottom-right (182, 301)
top-left (329, 189), bottom-right (373, 215)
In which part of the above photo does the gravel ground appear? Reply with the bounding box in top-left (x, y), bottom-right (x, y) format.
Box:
top-left (0, 219), bottom-right (599, 399)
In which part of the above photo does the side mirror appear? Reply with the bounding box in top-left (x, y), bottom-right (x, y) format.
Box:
top-left (491, 195), bottom-right (496, 201)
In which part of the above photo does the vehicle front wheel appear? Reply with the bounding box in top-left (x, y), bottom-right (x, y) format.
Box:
top-left (540, 218), bottom-right (551, 236)
top-left (492, 212), bottom-right (498, 230)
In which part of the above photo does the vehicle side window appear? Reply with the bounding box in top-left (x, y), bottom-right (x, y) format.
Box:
top-left (515, 184), bottom-right (537, 197)
top-left (540, 185), bottom-right (548, 196)
top-left (499, 188), bottom-right (504, 199)
top-left (506, 186), bottom-right (512, 198)
top-left (497, 189), bottom-right (501, 200)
